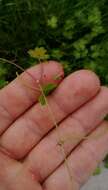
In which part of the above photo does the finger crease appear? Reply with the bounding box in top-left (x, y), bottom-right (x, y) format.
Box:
top-left (0, 103), bottom-right (14, 121)
top-left (25, 117), bottom-right (43, 140)
top-left (70, 115), bottom-right (88, 135)
top-left (51, 95), bottom-right (69, 117)
top-left (0, 145), bottom-right (17, 160)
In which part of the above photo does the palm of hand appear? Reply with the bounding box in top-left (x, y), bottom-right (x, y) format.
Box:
top-left (0, 61), bottom-right (108, 190)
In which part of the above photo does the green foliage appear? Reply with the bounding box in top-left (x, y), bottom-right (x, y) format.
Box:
top-left (93, 166), bottom-right (101, 175)
top-left (0, 0), bottom-right (108, 87)
top-left (42, 83), bottom-right (57, 96)
top-left (104, 162), bottom-right (108, 169)
top-left (104, 155), bottom-right (108, 169)
top-left (47, 16), bottom-right (58, 29)
top-left (0, 64), bottom-right (8, 88)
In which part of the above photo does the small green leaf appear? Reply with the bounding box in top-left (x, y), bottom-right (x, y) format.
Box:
top-left (47, 16), bottom-right (58, 29)
top-left (93, 167), bottom-right (101, 175)
top-left (42, 83), bottom-right (57, 96)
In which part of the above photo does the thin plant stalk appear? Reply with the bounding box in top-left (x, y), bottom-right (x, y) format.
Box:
top-left (0, 58), bottom-right (40, 92)
top-left (38, 83), bottom-right (74, 188)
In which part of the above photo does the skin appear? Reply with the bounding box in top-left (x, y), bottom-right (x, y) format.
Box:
top-left (0, 61), bottom-right (108, 190)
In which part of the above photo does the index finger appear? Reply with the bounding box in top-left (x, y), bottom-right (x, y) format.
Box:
top-left (0, 61), bottom-right (64, 134)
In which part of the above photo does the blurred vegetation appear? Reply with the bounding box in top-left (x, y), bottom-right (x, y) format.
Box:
top-left (0, 0), bottom-right (108, 88)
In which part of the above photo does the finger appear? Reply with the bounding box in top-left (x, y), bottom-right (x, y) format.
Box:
top-left (0, 61), bottom-right (63, 134)
top-left (0, 70), bottom-right (100, 159)
top-left (0, 150), bottom-right (20, 188)
top-left (23, 87), bottom-right (108, 182)
top-left (43, 121), bottom-right (108, 190)
top-left (0, 151), bottom-right (42, 190)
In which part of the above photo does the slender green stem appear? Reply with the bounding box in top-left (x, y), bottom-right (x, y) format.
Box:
top-left (0, 58), bottom-right (41, 92)
top-left (39, 83), bottom-right (74, 188)
top-left (0, 58), bottom-right (37, 82)
top-left (16, 72), bottom-right (40, 92)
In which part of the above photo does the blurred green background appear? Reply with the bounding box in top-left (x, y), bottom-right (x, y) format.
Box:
top-left (0, 0), bottom-right (108, 88)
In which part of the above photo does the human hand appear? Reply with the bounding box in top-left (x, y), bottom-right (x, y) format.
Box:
top-left (0, 61), bottom-right (108, 190)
